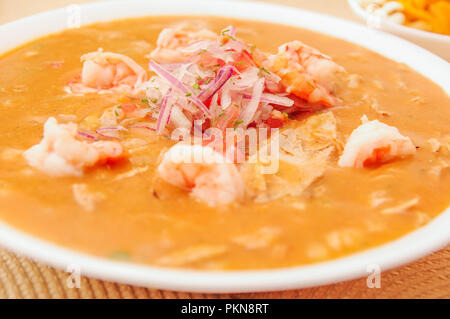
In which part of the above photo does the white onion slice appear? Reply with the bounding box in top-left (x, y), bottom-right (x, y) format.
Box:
top-left (243, 93), bottom-right (294, 107)
top-left (238, 78), bottom-right (265, 126)
top-left (169, 106), bottom-right (192, 129)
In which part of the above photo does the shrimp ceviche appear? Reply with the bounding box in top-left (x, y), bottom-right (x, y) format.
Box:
top-left (0, 16), bottom-right (449, 270)
top-left (30, 24), bottom-right (412, 202)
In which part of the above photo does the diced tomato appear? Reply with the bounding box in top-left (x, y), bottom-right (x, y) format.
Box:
top-left (216, 93), bottom-right (221, 106)
top-left (232, 50), bottom-right (255, 72)
top-left (203, 93), bottom-right (221, 109)
top-left (201, 118), bottom-right (211, 132)
top-left (216, 105), bottom-right (240, 131)
top-left (265, 117), bottom-right (285, 128)
top-left (265, 110), bottom-right (288, 128)
top-left (203, 96), bottom-right (212, 109)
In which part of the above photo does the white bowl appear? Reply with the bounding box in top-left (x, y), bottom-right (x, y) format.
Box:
top-left (0, 0), bottom-right (449, 293)
top-left (348, 0), bottom-right (450, 61)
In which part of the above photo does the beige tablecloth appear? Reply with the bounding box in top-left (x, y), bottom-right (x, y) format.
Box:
top-left (0, 0), bottom-right (449, 299)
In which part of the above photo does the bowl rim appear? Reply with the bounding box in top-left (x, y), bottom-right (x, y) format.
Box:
top-left (0, 0), bottom-right (449, 293)
top-left (347, 0), bottom-right (450, 42)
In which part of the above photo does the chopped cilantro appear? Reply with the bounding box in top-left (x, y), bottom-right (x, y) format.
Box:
top-left (141, 98), bottom-right (148, 103)
top-left (221, 29), bottom-right (236, 40)
top-left (204, 77), bottom-right (212, 84)
top-left (192, 83), bottom-right (200, 89)
top-left (185, 92), bottom-right (192, 97)
top-left (259, 67), bottom-right (271, 75)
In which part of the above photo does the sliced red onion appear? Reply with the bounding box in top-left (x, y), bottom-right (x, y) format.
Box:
top-left (95, 126), bottom-right (127, 139)
top-left (77, 130), bottom-right (96, 140)
top-left (149, 60), bottom-right (211, 117)
top-left (243, 93), bottom-right (294, 107)
top-left (156, 88), bottom-right (173, 134)
top-left (166, 107), bottom-right (173, 125)
top-left (197, 65), bottom-right (234, 102)
top-left (238, 78), bottom-right (265, 126)
top-left (129, 124), bottom-right (156, 131)
top-left (96, 126), bottom-right (128, 131)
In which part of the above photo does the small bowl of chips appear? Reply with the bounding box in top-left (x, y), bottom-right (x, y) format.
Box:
top-left (348, 0), bottom-right (450, 60)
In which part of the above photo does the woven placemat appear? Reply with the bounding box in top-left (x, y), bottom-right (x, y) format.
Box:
top-left (0, 245), bottom-right (448, 298)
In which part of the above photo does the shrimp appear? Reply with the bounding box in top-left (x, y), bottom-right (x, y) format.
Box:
top-left (263, 40), bottom-right (345, 107)
top-left (24, 117), bottom-right (124, 177)
top-left (338, 117), bottom-right (416, 168)
top-left (157, 143), bottom-right (244, 206)
top-left (149, 24), bottom-right (218, 63)
top-left (67, 49), bottom-right (147, 94)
